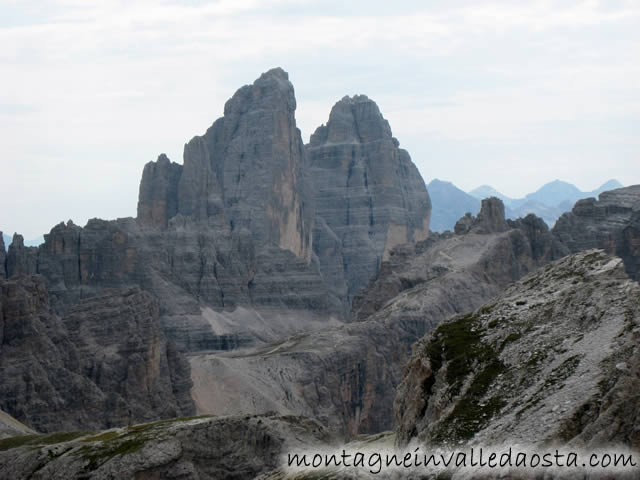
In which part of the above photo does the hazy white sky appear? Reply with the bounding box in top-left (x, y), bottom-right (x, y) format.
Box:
top-left (1, 0), bottom-right (639, 239)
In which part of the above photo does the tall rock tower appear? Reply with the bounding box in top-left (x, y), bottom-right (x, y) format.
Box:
top-left (306, 95), bottom-right (431, 304)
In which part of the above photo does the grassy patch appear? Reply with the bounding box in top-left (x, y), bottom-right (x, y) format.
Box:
top-left (423, 313), bottom-right (497, 397)
top-left (422, 313), bottom-right (507, 443)
top-left (75, 415), bottom-right (213, 472)
top-left (0, 434), bottom-right (41, 452)
top-left (38, 431), bottom-right (91, 445)
top-left (80, 431), bottom-right (120, 443)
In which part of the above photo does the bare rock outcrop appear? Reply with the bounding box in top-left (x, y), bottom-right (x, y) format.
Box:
top-left (306, 95), bottom-right (431, 307)
top-left (0, 275), bottom-right (194, 433)
top-left (6, 234), bottom-right (38, 278)
top-left (136, 153), bottom-right (182, 229)
top-left (395, 250), bottom-right (640, 451)
top-left (454, 197), bottom-right (509, 235)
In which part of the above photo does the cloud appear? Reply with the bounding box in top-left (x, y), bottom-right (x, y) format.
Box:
top-left (0, 0), bottom-right (639, 237)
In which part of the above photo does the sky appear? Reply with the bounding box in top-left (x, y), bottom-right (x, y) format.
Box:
top-left (1, 0), bottom-right (639, 240)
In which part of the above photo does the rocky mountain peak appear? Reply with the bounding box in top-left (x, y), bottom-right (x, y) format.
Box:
top-left (306, 95), bottom-right (430, 306)
top-left (10, 233), bottom-right (24, 248)
top-left (309, 94), bottom-right (394, 146)
top-left (224, 66), bottom-right (296, 117)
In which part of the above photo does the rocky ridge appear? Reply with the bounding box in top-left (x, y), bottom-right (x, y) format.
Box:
top-left (394, 249), bottom-right (640, 453)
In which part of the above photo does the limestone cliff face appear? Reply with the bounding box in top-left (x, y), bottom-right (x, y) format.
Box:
top-left (137, 68), bottom-right (314, 263)
top-left (306, 95), bottom-right (431, 305)
top-left (553, 185), bottom-right (640, 280)
top-left (395, 250), bottom-right (640, 450)
top-left (0, 275), bottom-right (194, 433)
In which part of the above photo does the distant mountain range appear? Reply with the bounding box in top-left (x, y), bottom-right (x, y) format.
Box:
top-left (427, 180), bottom-right (481, 232)
top-left (429, 179), bottom-right (624, 232)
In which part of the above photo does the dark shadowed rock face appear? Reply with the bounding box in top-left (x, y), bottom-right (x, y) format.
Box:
top-left (395, 250), bottom-right (640, 451)
top-left (553, 185), bottom-right (640, 280)
top-left (306, 95), bottom-right (431, 306)
top-left (0, 275), bottom-right (194, 433)
top-left (6, 234), bottom-right (38, 278)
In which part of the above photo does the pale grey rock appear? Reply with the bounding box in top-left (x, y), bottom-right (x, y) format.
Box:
top-left (0, 409), bottom-right (35, 439)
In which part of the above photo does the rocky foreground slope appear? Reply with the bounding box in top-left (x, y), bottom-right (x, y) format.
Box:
top-left (0, 413), bottom-right (332, 480)
top-left (395, 249), bottom-right (640, 450)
